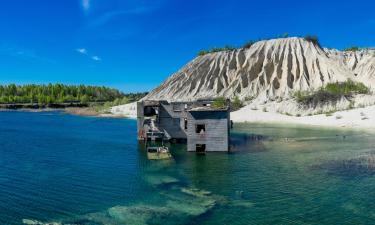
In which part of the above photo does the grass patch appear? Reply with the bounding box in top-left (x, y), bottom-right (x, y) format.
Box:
top-left (231, 96), bottom-right (243, 111)
top-left (243, 40), bottom-right (257, 49)
top-left (344, 46), bottom-right (360, 52)
top-left (244, 96), bottom-right (255, 102)
top-left (198, 46), bottom-right (237, 56)
top-left (89, 93), bottom-right (147, 113)
top-left (293, 80), bottom-right (370, 107)
top-left (325, 112), bottom-right (333, 117)
top-left (199, 34), bottom-right (327, 56)
top-left (212, 97), bottom-right (228, 109)
top-left (325, 80), bottom-right (369, 95)
top-left (212, 96), bottom-right (244, 111)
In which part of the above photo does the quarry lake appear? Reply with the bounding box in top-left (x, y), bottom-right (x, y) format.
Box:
top-left (1, 111), bottom-right (375, 225)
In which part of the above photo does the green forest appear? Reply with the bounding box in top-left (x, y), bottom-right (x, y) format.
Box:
top-left (0, 84), bottom-right (146, 105)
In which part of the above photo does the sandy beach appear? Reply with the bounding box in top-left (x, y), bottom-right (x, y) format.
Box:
top-left (110, 102), bottom-right (137, 118)
top-left (231, 104), bottom-right (375, 130)
top-left (110, 102), bottom-right (375, 131)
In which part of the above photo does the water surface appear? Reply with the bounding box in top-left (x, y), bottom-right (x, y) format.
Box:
top-left (0, 111), bottom-right (375, 224)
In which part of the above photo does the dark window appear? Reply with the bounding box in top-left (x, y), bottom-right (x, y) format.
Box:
top-left (184, 118), bottom-right (188, 130)
top-left (144, 106), bottom-right (157, 117)
top-left (196, 144), bottom-right (206, 153)
top-left (196, 124), bottom-right (206, 134)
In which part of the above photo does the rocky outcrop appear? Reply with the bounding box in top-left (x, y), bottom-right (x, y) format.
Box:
top-left (145, 37), bottom-right (375, 102)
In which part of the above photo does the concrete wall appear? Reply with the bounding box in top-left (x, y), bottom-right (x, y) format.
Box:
top-left (137, 102), bottom-right (145, 140)
top-left (186, 112), bottom-right (229, 152)
top-left (158, 103), bottom-right (187, 140)
top-left (138, 101), bottom-right (230, 152)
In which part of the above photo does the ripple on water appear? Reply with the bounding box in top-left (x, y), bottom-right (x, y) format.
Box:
top-left (22, 172), bottom-right (255, 225)
top-left (314, 150), bottom-right (375, 177)
top-left (23, 185), bottom-right (220, 225)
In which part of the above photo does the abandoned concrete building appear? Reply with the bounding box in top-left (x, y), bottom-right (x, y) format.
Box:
top-left (137, 100), bottom-right (230, 153)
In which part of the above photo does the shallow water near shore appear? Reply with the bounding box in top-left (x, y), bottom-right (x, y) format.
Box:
top-left (1, 111), bottom-right (375, 224)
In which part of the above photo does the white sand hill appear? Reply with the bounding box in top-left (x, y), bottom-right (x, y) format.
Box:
top-left (145, 37), bottom-right (375, 101)
top-left (112, 37), bottom-right (375, 129)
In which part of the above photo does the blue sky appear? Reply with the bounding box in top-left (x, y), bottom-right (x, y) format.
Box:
top-left (0, 0), bottom-right (374, 93)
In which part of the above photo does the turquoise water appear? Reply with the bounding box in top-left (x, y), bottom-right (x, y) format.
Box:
top-left (1, 111), bottom-right (375, 225)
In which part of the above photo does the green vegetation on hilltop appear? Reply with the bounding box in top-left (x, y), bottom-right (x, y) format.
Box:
top-left (0, 84), bottom-right (147, 105)
top-left (294, 80), bottom-right (370, 107)
top-left (242, 40), bottom-right (257, 49)
top-left (198, 35), bottom-right (371, 56)
top-left (198, 33), bottom-right (323, 56)
top-left (198, 46), bottom-right (237, 56)
top-left (243, 33), bottom-right (289, 49)
top-left (343, 46), bottom-right (360, 52)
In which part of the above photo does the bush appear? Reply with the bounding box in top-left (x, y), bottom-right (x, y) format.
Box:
top-left (294, 80), bottom-right (370, 107)
top-left (231, 96), bottom-right (243, 111)
top-left (212, 97), bottom-right (227, 109)
top-left (325, 112), bottom-right (333, 117)
top-left (281, 32), bottom-right (289, 38)
top-left (344, 46), bottom-right (360, 52)
top-left (244, 96), bottom-right (255, 102)
top-left (243, 40), bottom-right (256, 49)
top-left (304, 35), bottom-right (322, 49)
top-left (295, 89), bottom-right (341, 106)
top-left (324, 79), bottom-right (370, 95)
top-left (198, 46), bottom-right (237, 56)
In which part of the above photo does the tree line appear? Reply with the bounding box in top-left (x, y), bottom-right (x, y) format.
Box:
top-left (0, 84), bottom-right (146, 104)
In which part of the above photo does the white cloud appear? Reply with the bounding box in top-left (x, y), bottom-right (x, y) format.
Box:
top-left (76, 48), bottom-right (101, 62)
top-left (82, 0), bottom-right (90, 11)
top-left (76, 48), bottom-right (88, 54)
top-left (92, 56), bottom-right (101, 61)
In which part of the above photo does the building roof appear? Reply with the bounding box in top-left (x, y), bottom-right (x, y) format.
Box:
top-left (188, 106), bottom-right (229, 112)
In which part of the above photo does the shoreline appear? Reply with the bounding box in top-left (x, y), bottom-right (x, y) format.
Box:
top-left (2, 104), bottom-right (374, 132)
top-left (108, 102), bottom-right (375, 130)
top-left (231, 104), bottom-right (375, 132)
top-left (0, 107), bottom-right (134, 119)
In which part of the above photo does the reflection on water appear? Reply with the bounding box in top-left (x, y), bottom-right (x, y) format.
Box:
top-left (315, 151), bottom-right (375, 177)
top-left (230, 133), bottom-right (268, 153)
top-left (1, 112), bottom-right (375, 224)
